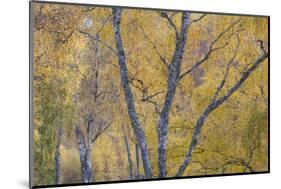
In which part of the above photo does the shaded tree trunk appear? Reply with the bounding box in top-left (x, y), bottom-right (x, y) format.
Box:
top-left (75, 125), bottom-right (92, 183)
top-left (135, 143), bottom-right (140, 179)
top-left (55, 126), bottom-right (63, 184)
top-left (157, 11), bottom-right (190, 177)
top-left (124, 134), bottom-right (134, 179)
top-left (112, 8), bottom-right (152, 178)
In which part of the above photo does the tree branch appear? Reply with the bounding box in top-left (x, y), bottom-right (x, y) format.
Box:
top-left (211, 34), bottom-right (240, 101)
top-left (142, 91), bottom-right (166, 101)
top-left (79, 30), bottom-right (118, 55)
top-left (179, 19), bottom-right (241, 80)
top-left (91, 119), bottom-right (112, 143)
top-left (129, 77), bottom-right (164, 114)
top-left (96, 13), bottom-right (114, 35)
top-left (139, 24), bottom-right (168, 67)
top-left (176, 41), bottom-right (268, 177)
top-left (189, 14), bottom-right (207, 25)
top-left (158, 11), bottom-right (179, 41)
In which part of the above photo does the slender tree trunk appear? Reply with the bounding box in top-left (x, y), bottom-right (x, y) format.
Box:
top-left (112, 8), bottom-right (152, 178)
top-left (86, 118), bottom-right (94, 181)
top-left (75, 125), bottom-right (92, 183)
top-left (55, 126), bottom-right (63, 184)
top-left (157, 12), bottom-right (190, 177)
top-left (135, 143), bottom-right (140, 179)
top-left (124, 134), bottom-right (134, 179)
top-left (176, 52), bottom-right (268, 176)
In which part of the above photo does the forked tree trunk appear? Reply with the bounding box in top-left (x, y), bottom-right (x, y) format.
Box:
top-left (55, 126), bottom-right (63, 184)
top-left (157, 11), bottom-right (190, 178)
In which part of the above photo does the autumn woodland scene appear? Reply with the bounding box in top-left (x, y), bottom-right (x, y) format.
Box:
top-left (31, 1), bottom-right (269, 187)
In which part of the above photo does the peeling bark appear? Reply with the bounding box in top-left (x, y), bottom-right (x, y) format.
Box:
top-left (112, 8), bottom-right (152, 178)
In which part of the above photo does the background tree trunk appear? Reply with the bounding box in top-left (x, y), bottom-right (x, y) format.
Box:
top-left (86, 117), bottom-right (94, 181)
top-left (55, 126), bottom-right (63, 184)
top-left (124, 134), bottom-right (134, 179)
top-left (75, 125), bottom-right (92, 183)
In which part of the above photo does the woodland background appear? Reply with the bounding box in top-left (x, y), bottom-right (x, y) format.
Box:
top-left (31, 2), bottom-right (268, 187)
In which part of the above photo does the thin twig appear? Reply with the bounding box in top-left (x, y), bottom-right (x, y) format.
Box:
top-left (139, 24), bottom-right (169, 67)
top-left (189, 14), bottom-right (207, 25)
top-left (79, 30), bottom-right (118, 55)
top-left (179, 19), bottom-right (241, 81)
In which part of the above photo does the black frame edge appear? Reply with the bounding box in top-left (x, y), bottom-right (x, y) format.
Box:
top-left (32, 171), bottom-right (270, 189)
top-left (29, 1), bottom-right (35, 188)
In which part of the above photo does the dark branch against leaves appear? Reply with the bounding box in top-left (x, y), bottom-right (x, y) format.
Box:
top-left (157, 11), bottom-right (180, 41)
top-left (139, 24), bottom-right (169, 67)
top-left (176, 40), bottom-right (268, 176)
top-left (189, 14), bottom-right (207, 25)
top-left (79, 30), bottom-right (118, 55)
top-left (179, 19), bottom-right (242, 81)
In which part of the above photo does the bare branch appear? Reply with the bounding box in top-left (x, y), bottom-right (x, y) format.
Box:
top-left (141, 91), bottom-right (166, 114)
top-left (129, 77), bottom-right (163, 114)
top-left (189, 14), bottom-right (207, 25)
top-left (79, 30), bottom-right (118, 55)
top-left (129, 77), bottom-right (146, 92)
top-left (179, 19), bottom-right (241, 81)
top-left (256, 40), bottom-right (267, 54)
top-left (157, 11), bottom-right (179, 41)
top-left (57, 30), bottom-right (75, 45)
top-left (96, 13), bottom-right (114, 35)
top-left (193, 148), bottom-right (255, 172)
top-left (139, 24), bottom-right (168, 67)
top-left (91, 119), bottom-right (113, 143)
top-left (212, 34), bottom-right (240, 101)
top-left (142, 91), bottom-right (166, 101)
top-left (176, 40), bottom-right (268, 176)
top-left (215, 51), bottom-right (268, 107)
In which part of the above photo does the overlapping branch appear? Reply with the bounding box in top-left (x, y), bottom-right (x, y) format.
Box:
top-left (139, 24), bottom-right (168, 66)
top-left (158, 11), bottom-right (180, 41)
top-left (129, 77), bottom-right (165, 114)
top-left (191, 148), bottom-right (255, 173)
top-left (91, 119), bottom-right (113, 143)
top-left (79, 30), bottom-right (118, 55)
top-left (176, 39), bottom-right (268, 177)
top-left (189, 14), bottom-right (207, 26)
top-left (179, 19), bottom-right (242, 81)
